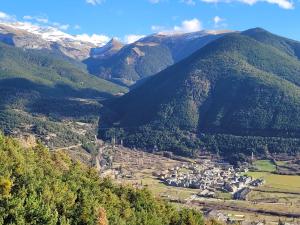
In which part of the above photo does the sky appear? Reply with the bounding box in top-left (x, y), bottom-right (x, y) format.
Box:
top-left (0, 0), bottom-right (299, 44)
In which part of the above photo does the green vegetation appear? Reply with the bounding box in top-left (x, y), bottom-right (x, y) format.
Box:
top-left (100, 28), bottom-right (300, 159)
top-left (0, 42), bottom-right (126, 94)
top-left (246, 172), bottom-right (300, 193)
top-left (253, 160), bottom-right (276, 172)
top-left (276, 161), bottom-right (289, 166)
top-left (0, 133), bottom-right (204, 225)
top-left (243, 28), bottom-right (300, 60)
top-left (0, 108), bottom-right (99, 148)
top-left (0, 42), bottom-right (128, 147)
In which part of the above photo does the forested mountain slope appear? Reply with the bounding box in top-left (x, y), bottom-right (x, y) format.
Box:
top-left (99, 29), bottom-right (300, 158)
top-left (0, 42), bottom-right (127, 148)
top-left (0, 42), bottom-right (126, 94)
top-left (0, 134), bottom-right (204, 225)
top-left (243, 28), bottom-right (300, 60)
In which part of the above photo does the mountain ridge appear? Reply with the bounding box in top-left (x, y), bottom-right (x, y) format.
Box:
top-left (99, 28), bottom-right (300, 158)
top-left (84, 30), bottom-right (233, 86)
top-left (0, 22), bottom-right (98, 60)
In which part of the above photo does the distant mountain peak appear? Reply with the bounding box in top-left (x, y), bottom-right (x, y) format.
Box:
top-left (0, 21), bottom-right (107, 60)
top-left (245, 27), bottom-right (268, 32)
top-left (242, 27), bottom-right (271, 36)
top-left (107, 38), bottom-right (124, 49)
top-left (90, 37), bottom-right (124, 59)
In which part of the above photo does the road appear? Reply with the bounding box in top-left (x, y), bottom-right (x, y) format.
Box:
top-left (51, 143), bottom-right (82, 151)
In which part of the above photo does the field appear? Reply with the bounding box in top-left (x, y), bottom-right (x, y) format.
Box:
top-left (107, 146), bottom-right (199, 201)
top-left (104, 147), bottom-right (300, 224)
top-left (252, 160), bottom-right (276, 172)
top-left (247, 171), bottom-right (300, 193)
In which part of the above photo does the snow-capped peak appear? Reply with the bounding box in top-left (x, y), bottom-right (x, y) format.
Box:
top-left (0, 21), bottom-right (112, 60)
top-left (0, 21), bottom-right (109, 46)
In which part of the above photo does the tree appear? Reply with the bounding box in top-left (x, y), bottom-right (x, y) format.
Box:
top-left (0, 178), bottom-right (12, 197)
top-left (97, 207), bottom-right (108, 225)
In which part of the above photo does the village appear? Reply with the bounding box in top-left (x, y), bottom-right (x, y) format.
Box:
top-left (91, 144), bottom-right (300, 224)
top-left (95, 142), bottom-right (265, 201)
top-left (156, 160), bottom-right (265, 200)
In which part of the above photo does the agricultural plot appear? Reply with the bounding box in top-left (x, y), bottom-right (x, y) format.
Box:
top-left (252, 160), bottom-right (276, 172)
top-left (246, 172), bottom-right (300, 193)
top-left (105, 147), bottom-right (300, 224)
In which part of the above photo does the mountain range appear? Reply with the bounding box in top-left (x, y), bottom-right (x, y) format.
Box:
top-left (0, 22), bottom-right (231, 87)
top-left (84, 30), bottom-right (231, 86)
top-left (100, 28), bottom-right (300, 158)
top-left (0, 23), bottom-right (300, 159)
top-left (0, 22), bottom-right (100, 60)
top-left (0, 28), bottom-right (126, 148)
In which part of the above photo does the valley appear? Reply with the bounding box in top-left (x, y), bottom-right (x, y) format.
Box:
top-left (0, 11), bottom-right (300, 224)
top-left (91, 143), bottom-right (300, 225)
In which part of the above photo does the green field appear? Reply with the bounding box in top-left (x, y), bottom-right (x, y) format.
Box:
top-left (141, 176), bottom-right (198, 200)
top-left (253, 160), bottom-right (276, 172)
top-left (276, 161), bottom-right (289, 166)
top-left (247, 171), bottom-right (300, 193)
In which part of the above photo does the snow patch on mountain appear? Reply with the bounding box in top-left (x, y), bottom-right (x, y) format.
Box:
top-left (0, 21), bottom-right (109, 46)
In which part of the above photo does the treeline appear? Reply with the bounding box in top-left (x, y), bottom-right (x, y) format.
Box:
top-left (0, 133), bottom-right (205, 225)
top-left (98, 31), bottom-right (300, 161)
top-left (100, 126), bottom-right (202, 157)
top-left (100, 126), bottom-right (300, 161)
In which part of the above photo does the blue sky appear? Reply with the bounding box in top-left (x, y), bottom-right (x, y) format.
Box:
top-left (0, 0), bottom-right (299, 44)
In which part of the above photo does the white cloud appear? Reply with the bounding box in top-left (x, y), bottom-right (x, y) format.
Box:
top-left (23, 15), bottom-right (48, 23)
top-left (214, 16), bottom-right (222, 25)
top-left (75, 33), bottom-right (110, 46)
top-left (151, 18), bottom-right (203, 34)
top-left (201, 0), bottom-right (293, 9)
top-left (0, 11), bottom-right (15, 22)
top-left (0, 12), bottom-right (9, 19)
top-left (149, 0), bottom-right (161, 3)
top-left (213, 16), bottom-right (227, 28)
top-left (181, 0), bottom-right (196, 5)
top-left (23, 15), bottom-right (70, 31)
top-left (264, 0), bottom-right (294, 9)
top-left (124, 34), bottom-right (146, 44)
top-left (58, 24), bottom-right (69, 30)
top-left (86, 0), bottom-right (105, 5)
top-left (23, 15), bottom-right (33, 20)
top-left (151, 25), bottom-right (165, 32)
top-left (74, 25), bottom-right (81, 30)
top-left (173, 18), bottom-right (202, 33)
top-left (36, 18), bottom-right (49, 23)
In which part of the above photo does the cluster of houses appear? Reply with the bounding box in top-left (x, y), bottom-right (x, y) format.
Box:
top-left (157, 160), bottom-right (265, 199)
